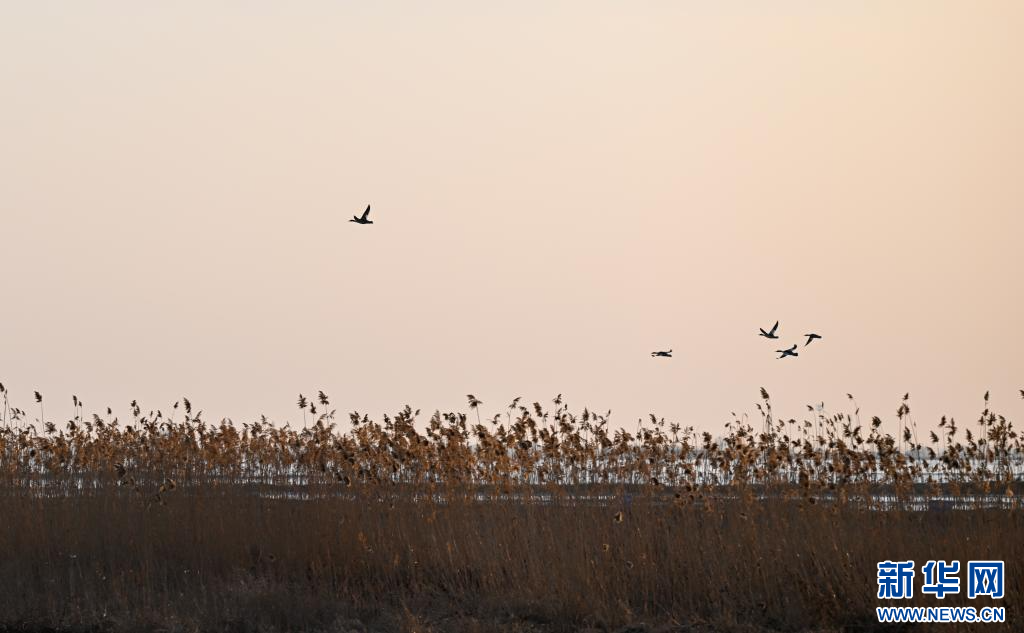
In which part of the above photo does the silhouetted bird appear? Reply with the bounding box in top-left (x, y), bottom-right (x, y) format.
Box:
top-left (776, 344), bottom-right (798, 359)
top-left (759, 321), bottom-right (780, 339)
top-left (651, 350), bottom-right (673, 358)
top-left (350, 205), bottom-right (373, 224)
top-left (804, 333), bottom-right (822, 346)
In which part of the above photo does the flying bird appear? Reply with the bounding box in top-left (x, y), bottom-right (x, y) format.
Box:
top-left (350, 205), bottom-right (373, 224)
top-left (776, 344), bottom-right (799, 359)
top-left (804, 333), bottom-right (822, 346)
top-left (759, 321), bottom-right (780, 339)
top-left (651, 350), bottom-right (673, 358)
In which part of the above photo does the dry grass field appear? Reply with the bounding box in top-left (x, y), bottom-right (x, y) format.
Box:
top-left (1, 387), bottom-right (1021, 632)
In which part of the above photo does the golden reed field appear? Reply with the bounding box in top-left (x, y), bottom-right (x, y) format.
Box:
top-left (1, 386), bottom-right (1021, 633)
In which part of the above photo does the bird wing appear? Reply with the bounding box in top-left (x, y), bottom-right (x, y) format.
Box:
top-left (769, 321), bottom-right (779, 335)
top-left (360, 205), bottom-right (371, 220)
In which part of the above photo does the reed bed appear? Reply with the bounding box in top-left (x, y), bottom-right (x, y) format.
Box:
top-left (0, 386), bottom-right (1021, 632)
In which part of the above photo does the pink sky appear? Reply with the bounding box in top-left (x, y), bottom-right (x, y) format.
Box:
top-left (1, 3), bottom-right (1022, 433)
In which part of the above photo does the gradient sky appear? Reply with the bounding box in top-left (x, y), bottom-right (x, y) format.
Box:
top-left (1, 2), bottom-right (1022, 434)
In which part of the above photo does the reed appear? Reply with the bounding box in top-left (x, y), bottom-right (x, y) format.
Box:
top-left (0, 387), bottom-right (1021, 632)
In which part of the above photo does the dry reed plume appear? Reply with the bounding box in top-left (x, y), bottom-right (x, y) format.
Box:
top-left (0, 386), bottom-right (1021, 632)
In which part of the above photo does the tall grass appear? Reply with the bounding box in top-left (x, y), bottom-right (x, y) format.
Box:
top-left (1, 388), bottom-right (1021, 632)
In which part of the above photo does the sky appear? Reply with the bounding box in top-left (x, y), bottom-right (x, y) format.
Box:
top-left (1, 2), bottom-right (1022, 435)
